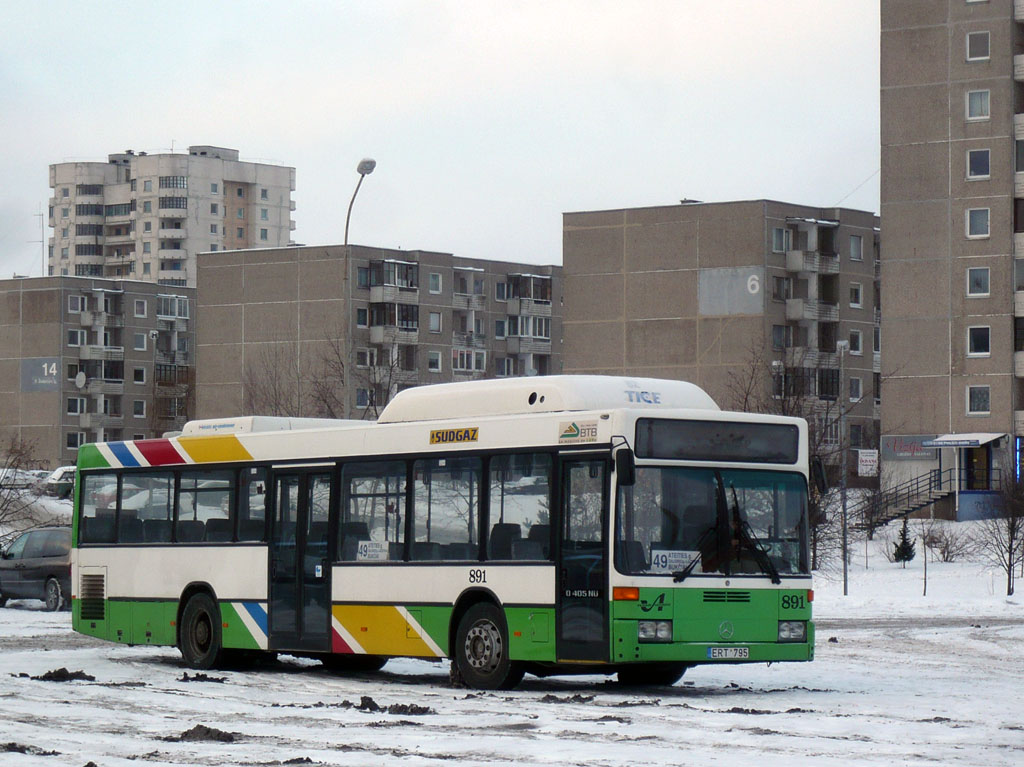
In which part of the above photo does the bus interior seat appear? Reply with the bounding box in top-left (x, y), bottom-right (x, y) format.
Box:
top-left (143, 519), bottom-right (172, 543)
top-left (411, 541), bottom-right (442, 561)
top-left (488, 523), bottom-right (522, 559)
top-left (442, 542), bottom-right (476, 560)
top-left (238, 519), bottom-right (265, 541)
top-left (176, 519), bottom-right (206, 542)
top-left (388, 541), bottom-right (405, 561)
top-left (96, 507), bottom-right (116, 518)
top-left (117, 514), bottom-right (144, 544)
top-left (615, 539), bottom-right (649, 571)
top-left (205, 518), bottom-right (233, 542)
top-left (83, 516), bottom-right (116, 543)
top-left (527, 524), bottom-right (551, 557)
top-left (510, 539), bottom-right (544, 560)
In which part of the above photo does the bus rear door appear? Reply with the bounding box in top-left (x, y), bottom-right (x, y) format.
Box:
top-left (557, 457), bottom-right (609, 662)
top-left (269, 470), bottom-right (333, 652)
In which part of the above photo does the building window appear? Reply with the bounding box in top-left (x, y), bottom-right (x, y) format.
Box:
top-left (143, 263), bottom-right (151, 275)
top-left (849, 329), bottom-right (863, 355)
top-left (967, 266), bottom-right (990, 297)
top-left (496, 357), bottom-right (515, 377)
top-left (873, 326), bottom-right (881, 353)
top-left (67, 363), bottom-right (79, 381)
top-left (771, 276), bottom-right (792, 301)
top-left (134, 333), bottom-right (147, 351)
top-left (849, 376), bottom-right (863, 402)
top-left (66, 432), bottom-right (85, 450)
top-left (260, 208), bottom-right (268, 221)
top-left (143, 201), bottom-right (152, 213)
top-left (66, 329), bottom-right (86, 348)
top-left (495, 319), bottom-right (507, 339)
top-left (357, 267), bottom-right (370, 288)
top-left (429, 273), bottom-right (442, 294)
top-left (356, 308), bottom-right (368, 327)
top-left (159, 176), bottom-right (187, 189)
top-left (849, 424), bottom-right (864, 449)
top-left (874, 372), bottom-right (882, 404)
top-left (260, 228), bottom-right (268, 241)
top-left (495, 282), bottom-right (509, 301)
top-left (967, 89), bottom-right (990, 120)
top-left (771, 324), bottom-right (792, 350)
top-left (143, 221), bottom-right (152, 232)
top-left (68, 295), bottom-right (86, 313)
top-left (356, 388), bottom-right (373, 409)
top-left (237, 208), bottom-right (244, 219)
top-left (533, 317), bottom-right (551, 339)
top-left (966, 31), bottom-right (990, 61)
top-left (237, 187), bottom-right (244, 198)
top-left (428, 351), bottom-right (441, 372)
top-left (210, 224), bottom-right (218, 234)
top-left (967, 385), bottom-right (990, 415)
top-left (133, 367), bottom-right (146, 384)
top-left (355, 348), bottom-right (377, 368)
top-left (771, 227), bottom-right (791, 253)
top-left (968, 326), bottom-right (991, 356)
top-left (967, 208), bottom-right (990, 238)
top-left (211, 203), bottom-right (219, 215)
top-left (452, 349), bottom-right (485, 372)
top-left (60, 247), bottom-right (69, 259)
top-left (261, 188), bottom-right (268, 200)
top-left (429, 311), bottom-right (442, 333)
top-left (849, 282), bottom-right (863, 308)
top-left (236, 227), bottom-right (244, 238)
top-left (67, 397), bottom-right (86, 415)
top-left (134, 299), bottom-right (147, 317)
top-left (133, 400), bottom-right (146, 418)
top-left (967, 149), bottom-right (990, 179)
top-left (850, 235), bottom-right (863, 261)
top-left (143, 242), bottom-right (151, 254)
top-left (211, 183), bottom-right (219, 194)
top-left (143, 180), bottom-right (152, 192)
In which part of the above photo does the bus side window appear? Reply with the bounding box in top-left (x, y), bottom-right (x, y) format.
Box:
top-left (488, 453), bottom-right (553, 560)
top-left (78, 472), bottom-right (117, 544)
top-left (413, 456), bottom-right (481, 561)
top-left (238, 467), bottom-right (267, 542)
top-left (341, 461), bottom-right (407, 561)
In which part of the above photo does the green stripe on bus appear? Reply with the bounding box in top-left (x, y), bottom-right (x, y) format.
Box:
top-left (77, 444), bottom-right (109, 470)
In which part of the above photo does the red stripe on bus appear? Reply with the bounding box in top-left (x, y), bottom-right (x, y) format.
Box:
top-left (135, 439), bottom-right (186, 467)
top-left (332, 630), bottom-right (354, 654)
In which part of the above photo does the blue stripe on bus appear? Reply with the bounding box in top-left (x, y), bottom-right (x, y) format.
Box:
top-left (242, 602), bottom-right (268, 636)
top-left (108, 442), bottom-right (141, 467)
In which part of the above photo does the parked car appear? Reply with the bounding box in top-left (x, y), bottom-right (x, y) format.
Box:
top-left (40, 466), bottom-right (76, 499)
top-left (0, 527), bottom-right (72, 611)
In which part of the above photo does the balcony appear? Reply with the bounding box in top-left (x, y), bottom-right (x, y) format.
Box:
top-left (1015, 352), bottom-right (1024, 378)
top-left (1015, 290), bottom-right (1024, 317)
top-left (785, 298), bottom-right (838, 322)
top-left (453, 331), bottom-right (488, 349)
top-left (79, 412), bottom-right (123, 429)
top-left (156, 351), bottom-right (189, 366)
top-left (157, 248), bottom-right (186, 259)
top-left (1016, 54), bottom-right (1024, 82)
top-left (1015, 232), bottom-right (1024, 257)
top-left (158, 228), bottom-right (187, 239)
top-left (452, 292), bottom-right (486, 311)
top-left (79, 311), bottom-right (125, 328)
top-left (157, 317), bottom-right (188, 332)
top-left (78, 345), bottom-right (124, 361)
top-left (1016, 410), bottom-right (1024, 436)
top-left (84, 379), bottom-right (124, 396)
top-left (785, 250), bottom-right (840, 275)
top-left (873, 351), bottom-right (881, 373)
top-left (369, 325), bottom-right (419, 345)
top-left (369, 285), bottom-right (418, 303)
top-left (1015, 113), bottom-right (1024, 141)
top-left (517, 297), bottom-right (553, 316)
top-left (783, 347), bottom-right (837, 368)
top-left (506, 336), bottom-right (552, 355)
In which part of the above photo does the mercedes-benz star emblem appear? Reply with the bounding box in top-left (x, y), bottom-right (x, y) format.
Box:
top-left (718, 620), bottom-right (735, 640)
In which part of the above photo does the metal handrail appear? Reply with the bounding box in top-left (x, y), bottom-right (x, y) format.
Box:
top-left (854, 467), bottom-right (1002, 528)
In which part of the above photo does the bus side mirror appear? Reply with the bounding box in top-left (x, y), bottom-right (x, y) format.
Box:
top-left (615, 448), bottom-right (636, 486)
top-left (811, 456), bottom-right (829, 494)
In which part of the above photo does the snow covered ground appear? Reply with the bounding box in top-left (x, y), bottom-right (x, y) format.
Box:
top-left (1, 529), bottom-right (1021, 766)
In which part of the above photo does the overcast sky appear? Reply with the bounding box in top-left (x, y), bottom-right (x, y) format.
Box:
top-left (0, 1), bottom-right (879, 275)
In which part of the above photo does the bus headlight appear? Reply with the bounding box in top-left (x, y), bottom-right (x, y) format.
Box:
top-left (638, 620), bottom-right (673, 643)
top-left (777, 620), bottom-right (806, 643)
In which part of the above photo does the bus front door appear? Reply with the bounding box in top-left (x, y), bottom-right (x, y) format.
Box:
top-left (557, 458), bottom-right (609, 663)
top-left (269, 471), bottom-right (333, 652)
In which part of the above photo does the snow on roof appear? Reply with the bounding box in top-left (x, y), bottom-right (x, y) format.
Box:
top-left (376, 375), bottom-right (719, 423)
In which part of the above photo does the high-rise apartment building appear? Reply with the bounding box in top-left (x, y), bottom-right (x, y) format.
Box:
top-left (880, 1), bottom-right (1020, 515)
top-left (195, 245), bottom-right (561, 419)
top-left (48, 146), bottom-right (295, 287)
top-left (0, 277), bottom-right (195, 467)
top-left (563, 199), bottom-right (880, 480)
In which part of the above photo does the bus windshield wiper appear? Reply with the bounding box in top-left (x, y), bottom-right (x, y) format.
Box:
top-left (729, 485), bottom-right (781, 585)
top-left (672, 525), bottom-right (716, 583)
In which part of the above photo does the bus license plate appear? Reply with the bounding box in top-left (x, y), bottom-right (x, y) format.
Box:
top-left (708, 647), bottom-right (749, 659)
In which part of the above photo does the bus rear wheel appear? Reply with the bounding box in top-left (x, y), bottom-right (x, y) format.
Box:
top-left (179, 593), bottom-right (223, 669)
top-left (453, 602), bottom-right (524, 690)
top-left (616, 662), bottom-right (688, 687)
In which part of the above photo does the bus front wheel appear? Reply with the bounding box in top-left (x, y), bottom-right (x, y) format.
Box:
top-left (179, 593), bottom-right (223, 669)
top-left (453, 602), bottom-right (524, 690)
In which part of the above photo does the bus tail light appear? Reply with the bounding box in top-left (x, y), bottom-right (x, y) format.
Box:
top-left (613, 587), bottom-right (639, 601)
top-left (807, 589), bottom-right (814, 603)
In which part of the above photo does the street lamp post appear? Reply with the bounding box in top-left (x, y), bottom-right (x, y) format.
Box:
top-left (836, 339), bottom-right (850, 596)
top-left (344, 158), bottom-right (376, 246)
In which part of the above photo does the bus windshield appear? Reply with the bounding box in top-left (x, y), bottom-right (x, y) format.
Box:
top-left (615, 466), bottom-right (809, 578)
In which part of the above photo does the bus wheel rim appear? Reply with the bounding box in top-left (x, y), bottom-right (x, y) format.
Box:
top-left (464, 620), bottom-right (501, 672)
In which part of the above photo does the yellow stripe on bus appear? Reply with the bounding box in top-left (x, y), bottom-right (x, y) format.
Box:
top-left (332, 604), bottom-right (442, 658)
top-left (176, 435), bottom-right (254, 464)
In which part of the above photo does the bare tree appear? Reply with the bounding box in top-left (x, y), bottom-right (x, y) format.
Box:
top-left (0, 435), bottom-right (52, 548)
top-left (974, 472), bottom-right (1024, 596)
top-left (242, 343), bottom-right (303, 417)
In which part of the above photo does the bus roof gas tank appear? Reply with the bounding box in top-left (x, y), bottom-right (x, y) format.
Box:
top-left (180, 416), bottom-right (361, 436)
top-left (376, 375), bottom-right (719, 424)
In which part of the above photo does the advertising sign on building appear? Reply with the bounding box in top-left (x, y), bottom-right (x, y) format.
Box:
top-left (880, 435), bottom-right (937, 461)
top-left (858, 449), bottom-right (879, 477)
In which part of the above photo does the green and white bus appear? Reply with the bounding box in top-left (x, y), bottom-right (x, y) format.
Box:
top-left (72, 375), bottom-right (814, 689)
